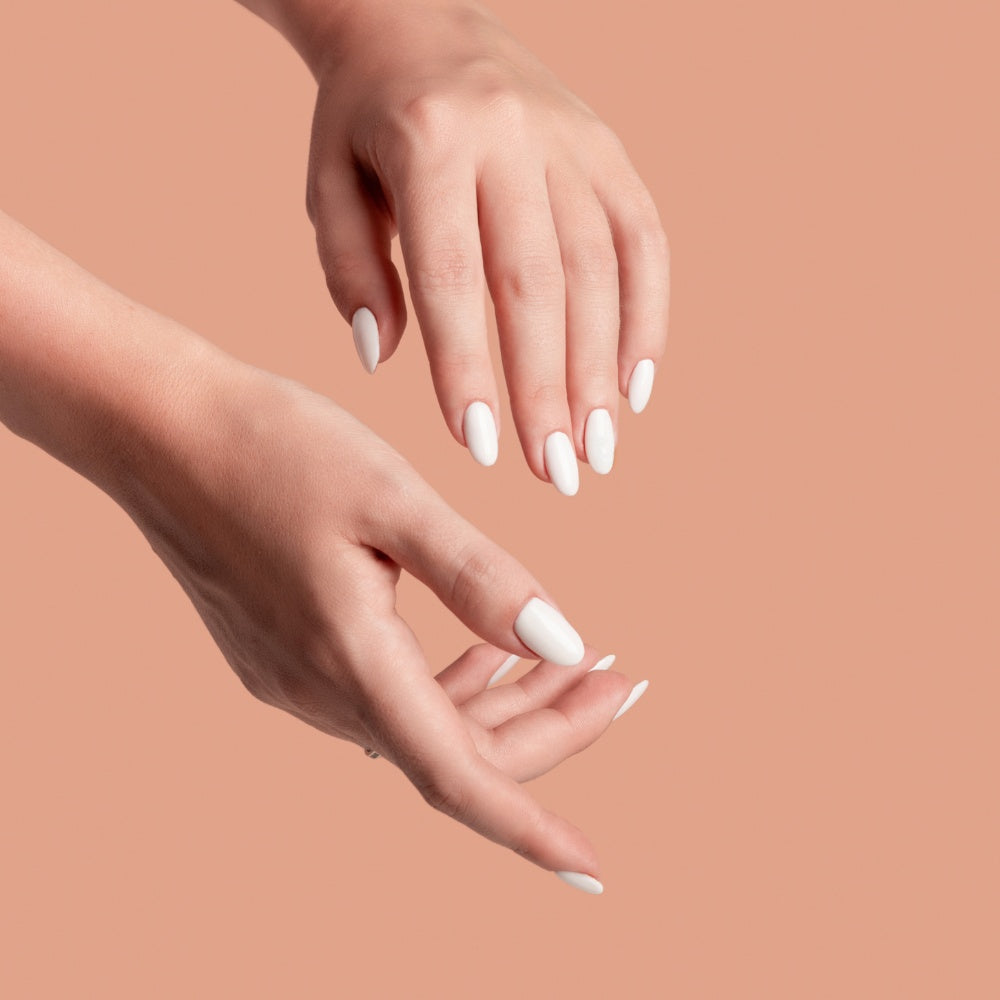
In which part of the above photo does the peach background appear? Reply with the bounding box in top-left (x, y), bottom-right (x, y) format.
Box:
top-left (1, 0), bottom-right (997, 996)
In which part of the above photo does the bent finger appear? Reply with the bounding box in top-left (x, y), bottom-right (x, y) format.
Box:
top-left (592, 159), bottom-right (669, 413)
top-left (488, 670), bottom-right (641, 782)
top-left (309, 156), bottom-right (408, 372)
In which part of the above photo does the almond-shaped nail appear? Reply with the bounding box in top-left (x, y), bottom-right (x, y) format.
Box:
top-left (487, 654), bottom-right (520, 687)
top-left (612, 679), bottom-right (649, 721)
top-left (513, 597), bottom-right (584, 666)
top-left (544, 431), bottom-right (579, 497)
top-left (463, 401), bottom-right (499, 467)
top-left (628, 359), bottom-right (655, 413)
top-left (584, 408), bottom-right (615, 475)
top-left (351, 306), bottom-right (380, 374)
top-left (588, 653), bottom-right (617, 672)
top-left (556, 871), bottom-right (604, 895)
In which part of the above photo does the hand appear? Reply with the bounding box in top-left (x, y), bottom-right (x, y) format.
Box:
top-left (295, 0), bottom-right (669, 489)
top-left (118, 355), bottom-right (648, 889)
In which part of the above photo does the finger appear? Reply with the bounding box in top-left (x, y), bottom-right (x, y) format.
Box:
top-left (488, 669), bottom-right (638, 782)
top-left (359, 613), bottom-right (602, 882)
top-left (547, 170), bottom-right (620, 473)
top-left (366, 478), bottom-right (585, 666)
top-left (434, 643), bottom-right (520, 705)
top-left (309, 156), bottom-right (408, 373)
top-left (389, 155), bottom-right (501, 465)
top-left (478, 157), bottom-right (576, 493)
top-left (461, 648), bottom-right (615, 731)
top-left (592, 158), bottom-right (669, 414)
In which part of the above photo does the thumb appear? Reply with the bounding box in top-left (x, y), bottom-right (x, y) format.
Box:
top-left (308, 156), bottom-right (407, 373)
top-left (368, 479), bottom-right (587, 667)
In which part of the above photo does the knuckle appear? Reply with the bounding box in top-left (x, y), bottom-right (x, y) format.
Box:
top-left (484, 89), bottom-right (527, 131)
top-left (358, 454), bottom-right (422, 537)
top-left (321, 250), bottom-right (372, 300)
top-left (410, 247), bottom-right (480, 296)
top-left (416, 771), bottom-right (470, 822)
top-left (562, 237), bottom-right (619, 289)
top-left (627, 208), bottom-right (670, 265)
top-left (640, 221), bottom-right (670, 264)
top-left (429, 348), bottom-right (488, 386)
top-left (572, 352), bottom-right (618, 387)
top-left (449, 545), bottom-right (504, 620)
top-left (492, 256), bottom-right (565, 306)
top-left (236, 670), bottom-right (269, 705)
top-left (520, 380), bottom-right (567, 411)
top-left (397, 93), bottom-right (460, 147)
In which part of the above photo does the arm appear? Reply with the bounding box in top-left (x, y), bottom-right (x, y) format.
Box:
top-left (1, 209), bottom-right (646, 892)
top-left (232, 0), bottom-right (670, 489)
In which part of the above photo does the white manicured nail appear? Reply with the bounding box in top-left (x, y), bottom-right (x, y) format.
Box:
top-left (588, 653), bottom-right (617, 672)
top-left (543, 431), bottom-right (579, 497)
top-left (628, 359), bottom-right (655, 413)
top-left (351, 307), bottom-right (380, 374)
top-left (612, 679), bottom-right (649, 721)
top-left (463, 401), bottom-right (499, 467)
top-left (556, 871), bottom-right (604, 895)
top-left (584, 408), bottom-right (615, 475)
top-left (513, 597), bottom-right (584, 666)
top-left (487, 654), bottom-right (520, 687)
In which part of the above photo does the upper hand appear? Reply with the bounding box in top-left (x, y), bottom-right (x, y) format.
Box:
top-left (303, 0), bottom-right (669, 490)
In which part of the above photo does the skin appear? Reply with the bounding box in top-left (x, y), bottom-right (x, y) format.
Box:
top-left (237, 0), bottom-right (670, 480)
top-left (0, 210), bottom-right (638, 880)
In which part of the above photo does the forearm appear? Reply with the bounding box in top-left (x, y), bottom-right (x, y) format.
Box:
top-left (0, 210), bottom-right (224, 504)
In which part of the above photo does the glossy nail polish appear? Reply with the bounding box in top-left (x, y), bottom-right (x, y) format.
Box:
top-left (543, 431), bottom-right (579, 497)
top-left (463, 401), bottom-right (499, 467)
top-left (584, 408), bottom-right (615, 475)
top-left (487, 654), bottom-right (520, 687)
top-left (627, 359), bottom-right (655, 413)
top-left (588, 653), bottom-right (617, 672)
top-left (612, 679), bottom-right (649, 721)
top-left (513, 597), bottom-right (584, 666)
top-left (351, 306), bottom-right (380, 374)
top-left (556, 871), bottom-right (604, 895)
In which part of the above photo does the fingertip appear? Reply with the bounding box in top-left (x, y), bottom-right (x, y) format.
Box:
top-left (543, 431), bottom-right (580, 496)
top-left (626, 359), bottom-right (655, 413)
top-left (555, 871), bottom-right (605, 895)
top-left (351, 307), bottom-right (380, 374)
top-left (462, 401), bottom-right (500, 467)
top-left (582, 407), bottom-right (616, 475)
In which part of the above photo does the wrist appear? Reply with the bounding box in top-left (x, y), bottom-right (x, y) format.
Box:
top-left (236, 0), bottom-right (366, 75)
top-left (237, 0), bottom-right (475, 78)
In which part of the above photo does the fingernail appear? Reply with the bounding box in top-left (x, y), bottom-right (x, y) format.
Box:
top-left (351, 307), bottom-right (380, 374)
top-left (513, 597), bottom-right (584, 666)
top-left (584, 408), bottom-right (615, 475)
top-left (463, 401), bottom-right (499, 467)
top-left (628, 359), bottom-right (655, 413)
top-left (588, 653), bottom-right (616, 672)
top-left (612, 679), bottom-right (649, 721)
top-left (556, 871), bottom-right (604, 895)
top-left (488, 653), bottom-right (520, 687)
top-left (543, 431), bottom-right (579, 497)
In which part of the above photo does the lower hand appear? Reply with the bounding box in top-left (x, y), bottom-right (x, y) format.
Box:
top-left (119, 353), bottom-right (647, 888)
